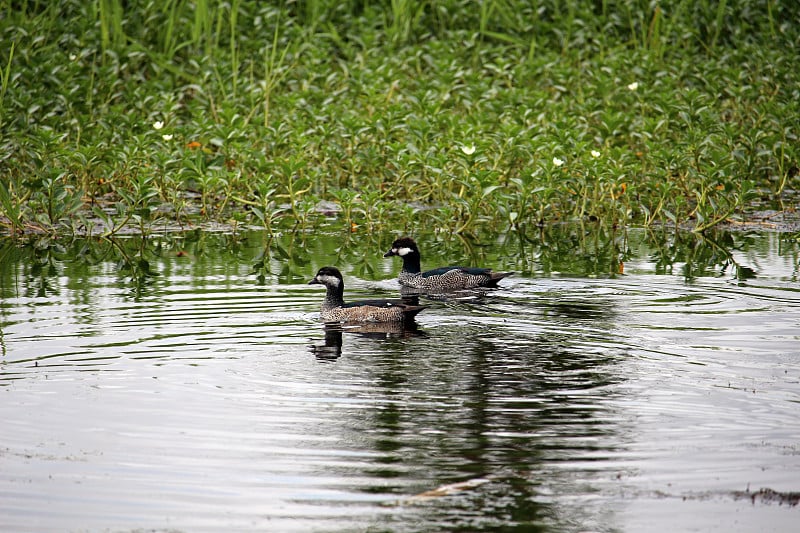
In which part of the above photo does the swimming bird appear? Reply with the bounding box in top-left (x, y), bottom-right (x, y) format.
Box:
top-left (383, 237), bottom-right (513, 291)
top-left (308, 266), bottom-right (427, 323)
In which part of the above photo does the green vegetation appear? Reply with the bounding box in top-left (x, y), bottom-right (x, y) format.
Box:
top-left (1, 0), bottom-right (798, 238)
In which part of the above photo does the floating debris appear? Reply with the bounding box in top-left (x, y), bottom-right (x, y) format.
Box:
top-left (395, 477), bottom-right (493, 505)
top-left (732, 487), bottom-right (800, 507)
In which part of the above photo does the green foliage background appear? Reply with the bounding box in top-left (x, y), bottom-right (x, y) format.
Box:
top-left (1, 0), bottom-right (799, 236)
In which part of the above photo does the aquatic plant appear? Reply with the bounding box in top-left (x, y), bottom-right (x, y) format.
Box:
top-left (0, 0), bottom-right (798, 237)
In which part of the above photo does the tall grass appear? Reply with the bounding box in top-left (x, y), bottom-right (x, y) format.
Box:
top-left (0, 41), bottom-right (14, 129)
top-left (97, 0), bottom-right (124, 54)
top-left (0, 0), bottom-right (798, 238)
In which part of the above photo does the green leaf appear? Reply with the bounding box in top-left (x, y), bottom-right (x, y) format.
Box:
top-left (482, 185), bottom-right (502, 198)
top-left (0, 180), bottom-right (20, 224)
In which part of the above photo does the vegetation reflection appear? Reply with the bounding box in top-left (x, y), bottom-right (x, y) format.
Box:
top-left (1, 226), bottom-right (797, 305)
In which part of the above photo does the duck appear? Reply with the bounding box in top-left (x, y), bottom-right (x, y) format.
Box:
top-left (383, 237), bottom-right (513, 291)
top-left (308, 266), bottom-right (427, 323)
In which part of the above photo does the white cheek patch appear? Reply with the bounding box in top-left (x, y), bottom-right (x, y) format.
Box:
top-left (397, 247), bottom-right (412, 256)
top-left (318, 274), bottom-right (340, 286)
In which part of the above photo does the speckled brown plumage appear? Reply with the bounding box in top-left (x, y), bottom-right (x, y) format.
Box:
top-left (308, 266), bottom-right (427, 323)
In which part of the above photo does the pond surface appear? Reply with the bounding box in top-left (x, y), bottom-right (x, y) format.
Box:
top-left (1, 226), bottom-right (799, 532)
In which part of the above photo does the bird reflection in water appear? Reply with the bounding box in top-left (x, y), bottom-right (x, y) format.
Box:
top-left (309, 321), bottom-right (425, 362)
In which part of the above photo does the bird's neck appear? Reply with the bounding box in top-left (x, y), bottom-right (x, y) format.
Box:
top-left (400, 254), bottom-right (422, 274)
top-left (322, 284), bottom-right (345, 310)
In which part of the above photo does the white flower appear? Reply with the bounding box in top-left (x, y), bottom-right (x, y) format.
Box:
top-left (552, 157), bottom-right (564, 167)
top-left (627, 82), bottom-right (639, 91)
top-left (69, 53), bottom-right (77, 61)
top-left (461, 145), bottom-right (476, 155)
top-left (162, 134), bottom-right (173, 141)
top-left (591, 150), bottom-right (601, 158)
top-left (153, 121), bottom-right (164, 130)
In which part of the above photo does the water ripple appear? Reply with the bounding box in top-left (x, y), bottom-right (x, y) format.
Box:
top-left (1, 232), bottom-right (799, 532)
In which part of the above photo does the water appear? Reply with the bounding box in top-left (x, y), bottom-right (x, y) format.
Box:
top-left (1, 227), bottom-right (798, 532)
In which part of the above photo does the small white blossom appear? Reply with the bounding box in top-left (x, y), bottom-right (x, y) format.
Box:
top-left (162, 134), bottom-right (173, 141)
top-left (552, 157), bottom-right (564, 167)
top-left (461, 145), bottom-right (476, 155)
top-left (627, 82), bottom-right (639, 91)
top-left (591, 150), bottom-right (601, 158)
top-left (153, 121), bottom-right (164, 130)
top-left (69, 53), bottom-right (77, 61)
